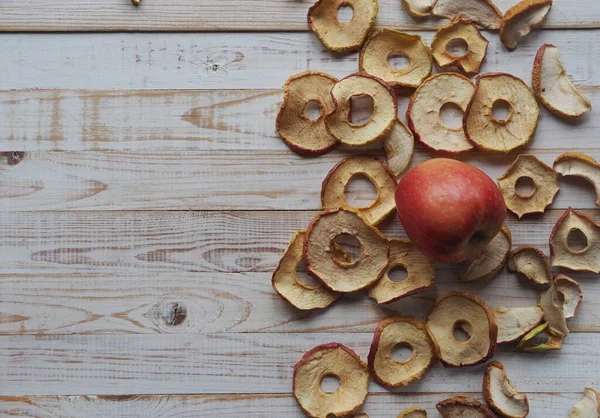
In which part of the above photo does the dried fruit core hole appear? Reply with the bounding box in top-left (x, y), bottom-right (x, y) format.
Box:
top-left (567, 228), bottom-right (589, 252)
top-left (348, 94), bottom-right (374, 126)
top-left (387, 52), bottom-right (410, 70)
top-left (336, 4), bottom-right (354, 24)
top-left (345, 173), bottom-right (378, 208)
top-left (392, 342), bottom-right (414, 362)
top-left (439, 102), bottom-right (464, 129)
top-left (303, 100), bottom-right (322, 121)
top-left (320, 374), bottom-right (340, 393)
top-left (296, 259), bottom-right (322, 288)
top-left (453, 320), bottom-right (472, 342)
top-left (388, 264), bottom-right (408, 283)
top-left (492, 99), bottom-right (512, 123)
top-left (515, 176), bottom-right (536, 198)
top-left (331, 233), bottom-right (362, 266)
top-left (446, 38), bottom-right (468, 57)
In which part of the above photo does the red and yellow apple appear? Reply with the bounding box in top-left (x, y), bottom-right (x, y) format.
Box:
top-left (395, 158), bottom-right (506, 263)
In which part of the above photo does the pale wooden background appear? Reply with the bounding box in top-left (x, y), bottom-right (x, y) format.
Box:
top-left (0, 1), bottom-right (599, 417)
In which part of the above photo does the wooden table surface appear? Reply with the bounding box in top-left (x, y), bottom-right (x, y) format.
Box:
top-left (1, 1), bottom-right (599, 417)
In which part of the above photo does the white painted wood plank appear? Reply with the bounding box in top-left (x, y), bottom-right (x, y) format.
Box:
top-left (1, 30), bottom-right (597, 90)
top-left (0, 0), bottom-right (596, 31)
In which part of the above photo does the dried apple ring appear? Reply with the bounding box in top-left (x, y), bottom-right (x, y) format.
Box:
top-left (383, 120), bottom-right (414, 177)
top-left (437, 396), bottom-right (498, 418)
top-left (293, 343), bottom-right (369, 418)
top-left (507, 246), bottom-right (551, 286)
top-left (368, 316), bottom-right (435, 388)
top-left (304, 208), bottom-right (389, 292)
top-left (554, 153), bottom-right (600, 206)
top-left (326, 73), bottom-right (397, 147)
top-left (555, 274), bottom-right (583, 319)
top-left (431, 19), bottom-right (489, 76)
top-left (483, 361), bottom-right (529, 418)
top-left (517, 322), bottom-right (563, 352)
top-left (426, 292), bottom-right (497, 367)
top-left (549, 208), bottom-right (600, 273)
top-left (272, 231), bottom-right (340, 311)
top-left (359, 30), bottom-right (432, 89)
top-left (493, 305), bottom-right (544, 344)
top-left (308, 0), bottom-right (378, 52)
top-left (276, 71), bottom-right (339, 155)
top-left (497, 154), bottom-right (559, 218)
top-left (460, 225), bottom-right (511, 282)
top-left (321, 156), bottom-right (397, 225)
top-left (368, 239), bottom-right (435, 304)
top-left (407, 73), bottom-right (475, 155)
top-left (464, 73), bottom-right (539, 153)
top-left (539, 278), bottom-right (569, 338)
top-left (500, 0), bottom-right (552, 50)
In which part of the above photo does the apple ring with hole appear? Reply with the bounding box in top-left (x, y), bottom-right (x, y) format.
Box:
top-left (554, 153), bottom-right (600, 206)
top-left (293, 343), bottom-right (369, 418)
top-left (436, 396), bottom-right (498, 418)
top-left (431, 19), bottom-right (489, 76)
top-left (550, 207), bottom-right (600, 273)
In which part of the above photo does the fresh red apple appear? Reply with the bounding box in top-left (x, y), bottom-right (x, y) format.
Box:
top-left (395, 158), bottom-right (506, 263)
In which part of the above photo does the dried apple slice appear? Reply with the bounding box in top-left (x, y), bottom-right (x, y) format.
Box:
top-left (431, 19), bottom-right (489, 76)
top-left (276, 71), bottom-right (339, 155)
top-left (326, 73), bottom-right (397, 147)
top-left (368, 239), bottom-right (435, 304)
top-left (507, 246), bottom-right (551, 286)
top-left (305, 208), bottom-right (389, 292)
top-left (539, 277), bottom-right (569, 338)
top-left (398, 407), bottom-right (427, 418)
top-left (426, 292), bottom-right (497, 367)
top-left (402, 0), bottom-right (433, 18)
top-left (407, 73), bottom-right (475, 155)
top-left (272, 231), bottom-right (340, 310)
top-left (383, 120), bottom-right (414, 177)
top-left (555, 274), bottom-right (583, 319)
top-left (464, 73), bottom-right (539, 153)
top-left (533, 45), bottom-right (591, 118)
top-left (483, 361), bottom-right (529, 418)
top-left (437, 396), bottom-right (498, 418)
top-left (293, 343), bottom-right (369, 418)
top-left (554, 153), bottom-right (600, 206)
top-left (308, 0), bottom-right (378, 52)
top-left (500, 0), bottom-right (553, 50)
top-left (368, 316), bottom-right (435, 388)
top-left (517, 321), bottom-right (563, 352)
top-left (493, 305), bottom-right (544, 344)
top-left (432, 0), bottom-right (502, 29)
top-left (570, 388), bottom-right (600, 418)
top-left (359, 30), bottom-right (433, 89)
top-left (460, 225), bottom-right (511, 283)
top-left (549, 208), bottom-right (600, 273)
top-left (497, 154), bottom-right (559, 218)
top-left (321, 156), bottom-right (397, 225)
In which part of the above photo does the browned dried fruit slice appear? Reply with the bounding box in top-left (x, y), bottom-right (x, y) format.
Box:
top-left (550, 208), bottom-right (600, 273)
top-left (533, 45), bottom-right (591, 118)
top-left (460, 225), bottom-right (511, 282)
top-left (570, 388), bottom-right (600, 418)
top-left (500, 0), bottom-right (553, 50)
top-left (321, 156), bottom-right (397, 225)
top-left (555, 274), bottom-right (583, 319)
top-left (507, 246), bottom-right (551, 286)
top-left (483, 361), bottom-right (529, 418)
top-left (407, 73), bottom-right (475, 154)
top-left (368, 316), bottom-right (435, 388)
top-left (305, 208), bottom-right (389, 292)
top-left (398, 408), bottom-right (427, 418)
top-left (497, 154), bottom-right (559, 218)
top-left (437, 396), bottom-right (498, 417)
top-left (276, 71), bottom-right (339, 155)
top-left (368, 239), bottom-right (434, 304)
top-left (402, 0), bottom-right (433, 18)
top-left (539, 276), bottom-right (569, 338)
top-left (308, 0), bottom-right (378, 52)
top-left (431, 19), bottom-right (489, 76)
top-left (272, 231), bottom-right (340, 310)
top-left (359, 30), bottom-right (433, 89)
top-left (465, 73), bottom-right (539, 153)
top-left (383, 120), bottom-right (414, 177)
top-left (516, 322), bottom-right (563, 352)
top-left (432, 0), bottom-right (502, 29)
top-left (554, 153), bottom-right (600, 206)
top-left (293, 343), bottom-right (369, 418)
top-left (426, 292), bottom-right (497, 367)
top-left (493, 305), bottom-right (544, 344)
top-left (326, 73), bottom-right (397, 146)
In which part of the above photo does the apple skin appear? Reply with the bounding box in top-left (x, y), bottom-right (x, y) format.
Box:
top-left (395, 158), bottom-right (506, 264)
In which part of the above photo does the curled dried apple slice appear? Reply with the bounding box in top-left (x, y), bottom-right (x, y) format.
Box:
top-left (555, 274), bottom-right (583, 319)
top-left (460, 225), bottom-right (511, 283)
top-left (554, 153), bottom-right (600, 206)
top-left (426, 292), bottom-right (497, 367)
top-left (539, 276), bottom-right (569, 338)
top-left (500, 0), bottom-right (552, 50)
top-left (407, 73), bottom-right (475, 155)
top-left (383, 120), bottom-right (414, 177)
top-left (493, 305), bottom-right (544, 344)
top-left (276, 71), bottom-right (339, 155)
top-left (550, 208), bottom-right (600, 273)
top-left (437, 396), bottom-right (498, 418)
top-left (368, 239), bottom-right (435, 304)
top-left (321, 156), bottom-right (397, 225)
top-left (308, 0), bottom-right (378, 52)
top-left (272, 231), bottom-right (340, 310)
top-left (359, 30), bottom-right (432, 89)
top-left (326, 73), bottom-right (397, 146)
top-left (570, 388), bottom-right (600, 418)
top-left (432, 0), bottom-right (502, 29)
top-left (293, 343), bottom-right (369, 418)
top-left (507, 246), bottom-right (551, 286)
top-left (517, 322), bottom-right (563, 352)
top-left (305, 208), bottom-right (389, 292)
top-left (533, 45), bottom-right (591, 118)
top-left (398, 407), bottom-right (427, 418)
top-left (483, 361), bottom-right (529, 418)
top-left (368, 316), bottom-right (435, 388)
top-left (402, 0), bottom-right (432, 18)
top-left (431, 19), bottom-right (489, 76)
top-left (497, 154), bottom-right (559, 218)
